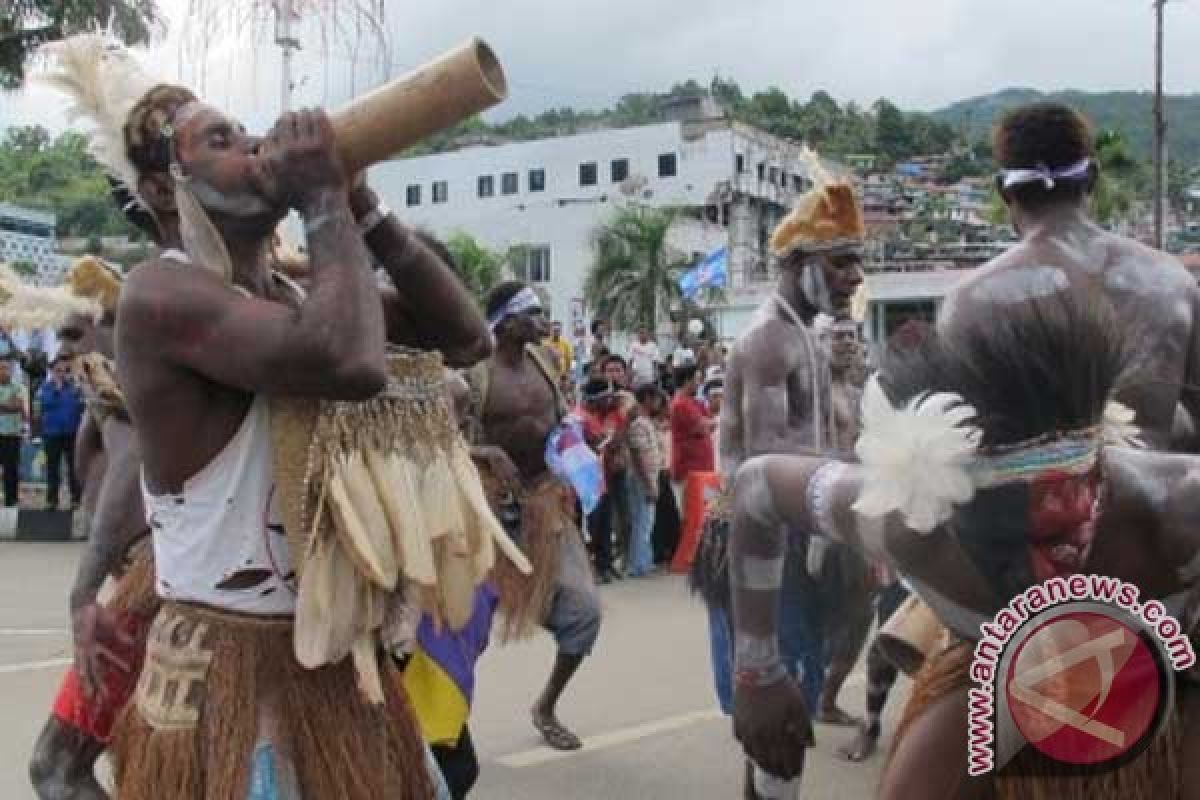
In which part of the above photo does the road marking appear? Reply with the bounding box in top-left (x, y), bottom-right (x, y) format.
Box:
top-left (496, 709), bottom-right (723, 769)
top-left (0, 628), bottom-right (69, 636)
top-left (0, 657), bottom-right (71, 675)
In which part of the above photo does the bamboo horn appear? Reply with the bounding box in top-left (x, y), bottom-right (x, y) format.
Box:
top-left (332, 37), bottom-right (508, 174)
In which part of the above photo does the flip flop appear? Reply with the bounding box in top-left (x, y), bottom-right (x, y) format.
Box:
top-left (533, 715), bottom-right (583, 751)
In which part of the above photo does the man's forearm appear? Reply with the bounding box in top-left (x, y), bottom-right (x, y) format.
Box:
top-left (350, 187), bottom-right (489, 365)
top-left (302, 190), bottom-right (387, 371)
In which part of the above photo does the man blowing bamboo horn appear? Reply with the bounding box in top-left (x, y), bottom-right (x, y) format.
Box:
top-left (41, 33), bottom-right (492, 800)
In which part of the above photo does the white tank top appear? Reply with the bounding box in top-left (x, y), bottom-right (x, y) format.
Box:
top-left (143, 395), bottom-right (296, 614)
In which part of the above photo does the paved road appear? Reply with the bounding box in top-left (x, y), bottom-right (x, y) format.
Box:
top-left (0, 542), bottom-right (903, 799)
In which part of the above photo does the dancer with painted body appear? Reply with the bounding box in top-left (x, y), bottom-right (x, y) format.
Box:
top-left (729, 287), bottom-right (1200, 800)
top-left (710, 173), bottom-right (864, 797)
top-left (943, 102), bottom-right (1200, 447)
top-left (20, 259), bottom-right (148, 800)
top-left (42, 34), bottom-right (490, 800)
top-left (812, 319), bottom-right (876, 729)
top-left (464, 281), bottom-right (603, 752)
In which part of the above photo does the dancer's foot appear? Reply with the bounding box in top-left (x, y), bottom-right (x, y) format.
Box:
top-left (836, 723), bottom-right (880, 762)
top-left (814, 705), bottom-right (860, 727)
top-left (532, 709), bottom-right (583, 750)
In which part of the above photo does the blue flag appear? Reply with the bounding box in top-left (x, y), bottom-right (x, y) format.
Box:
top-left (679, 246), bottom-right (729, 299)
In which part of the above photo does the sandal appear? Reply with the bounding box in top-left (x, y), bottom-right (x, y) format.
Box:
top-left (532, 714), bottom-right (583, 751)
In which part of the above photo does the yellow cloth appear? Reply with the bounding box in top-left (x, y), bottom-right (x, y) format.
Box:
top-left (543, 336), bottom-right (574, 376)
top-left (402, 649), bottom-right (471, 746)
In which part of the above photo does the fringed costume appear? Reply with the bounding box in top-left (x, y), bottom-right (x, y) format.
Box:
top-left (894, 639), bottom-right (1189, 800)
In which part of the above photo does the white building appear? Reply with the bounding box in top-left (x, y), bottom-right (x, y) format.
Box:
top-left (0, 203), bottom-right (71, 285)
top-left (370, 110), bottom-right (830, 349)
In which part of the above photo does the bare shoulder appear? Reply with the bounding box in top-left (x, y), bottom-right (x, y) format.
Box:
top-left (120, 258), bottom-right (234, 332)
top-left (731, 315), bottom-right (802, 380)
top-left (1101, 232), bottom-right (1195, 293)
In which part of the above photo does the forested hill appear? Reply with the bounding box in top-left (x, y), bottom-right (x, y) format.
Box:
top-left (932, 87), bottom-right (1200, 165)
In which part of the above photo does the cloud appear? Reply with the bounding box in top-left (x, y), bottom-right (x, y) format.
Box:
top-left (6, 0), bottom-right (1200, 137)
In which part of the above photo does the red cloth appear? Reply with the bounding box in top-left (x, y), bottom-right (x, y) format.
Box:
top-left (670, 393), bottom-right (714, 481)
top-left (51, 613), bottom-right (149, 743)
top-left (579, 406), bottom-right (628, 476)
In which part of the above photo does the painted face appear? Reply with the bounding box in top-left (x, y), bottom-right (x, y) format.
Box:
top-left (1026, 469), bottom-right (1101, 581)
top-left (499, 306), bottom-right (548, 345)
top-left (57, 312), bottom-right (103, 360)
top-left (808, 252), bottom-right (865, 314)
top-left (829, 327), bottom-right (861, 370)
top-left (173, 103), bottom-right (280, 224)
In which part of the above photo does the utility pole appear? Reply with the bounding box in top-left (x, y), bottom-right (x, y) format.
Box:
top-left (274, 0), bottom-right (301, 112)
top-left (1153, 0), bottom-right (1167, 248)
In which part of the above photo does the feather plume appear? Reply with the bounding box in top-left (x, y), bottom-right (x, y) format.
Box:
top-left (67, 255), bottom-right (123, 312)
top-left (853, 375), bottom-right (981, 534)
top-left (0, 265), bottom-right (102, 330)
top-left (38, 34), bottom-right (158, 202)
top-left (1103, 401), bottom-right (1143, 449)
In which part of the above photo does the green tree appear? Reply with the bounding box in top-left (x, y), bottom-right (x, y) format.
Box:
top-left (584, 205), bottom-right (693, 333)
top-left (1, 0), bottom-right (162, 89)
top-left (1091, 130), bottom-right (1143, 225)
top-left (0, 125), bottom-right (131, 237)
top-left (443, 231), bottom-right (503, 302)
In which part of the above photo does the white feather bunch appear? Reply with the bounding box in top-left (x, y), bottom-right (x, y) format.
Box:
top-left (853, 376), bottom-right (982, 534)
top-left (1103, 401), bottom-right (1143, 449)
top-left (0, 265), bottom-right (102, 331)
top-left (38, 34), bottom-right (158, 201)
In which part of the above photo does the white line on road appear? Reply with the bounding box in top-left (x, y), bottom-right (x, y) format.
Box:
top-left (0, 628), bottom-right (69, 636)
top-left (496, 709), bottom-right (724, 769)
top-left (0, 657), bottom-right (71, 675)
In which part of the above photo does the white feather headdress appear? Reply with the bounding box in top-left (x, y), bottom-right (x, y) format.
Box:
top-left (851, 375), bottom-right (1141, 534)
top-left (38, 34), bottom-right (160, 209)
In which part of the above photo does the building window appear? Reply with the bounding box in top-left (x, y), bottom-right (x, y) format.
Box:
top-left (611, 158), bottom-right (629, 183)
top-left (502, 172), bottom-right (519, 195)
top-left (735, 153), bottom-right (746, 173)
top-left (580, 162), bottom-right (598, 187)
top-left (658, 153), bottom-right (677, 178)
top-left (406, 185), bottom-right (421, 206)
top-left (513, 245), bottom-right (552, 283)
top-left (793, 175), bottom-right (805, 192)
top-left (529, 246), bottom-right (551, 283)
top-left (768, 166), bottom-right (779, 185)
top-left (529, 168), bottom-right (546, 192)
top-left (757, 163), bottom-right (766, 182)
top-left (433, 181), bottom-right (448, 204)
top-left (478, 175), bottom-right (494, 198)
top-left (780, 170), bottom-right (790, 188)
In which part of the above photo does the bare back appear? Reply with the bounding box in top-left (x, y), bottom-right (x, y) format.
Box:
top-left (942, 220), bottom-right (1200, 448)
top-left (720, 295), bottom-right (830, 479)
top-left (480, 351), bottom-right (561, 481)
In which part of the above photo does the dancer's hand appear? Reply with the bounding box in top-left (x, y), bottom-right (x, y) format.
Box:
top-left (471, 445), bottom-right (522, 490)
top-left (251, 109), bottom-right (346, 212)
top-left (734, 676), bottom-right (813, 780)
top-left (71, 602), bottom-right (135, 701)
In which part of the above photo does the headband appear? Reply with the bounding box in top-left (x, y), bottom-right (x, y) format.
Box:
top-left (999, 158), bottom-right (1092, 191)
top-left (852, 376), bottom-right (1141, 533)
top-left (487, 287), bottom-right (542, 331)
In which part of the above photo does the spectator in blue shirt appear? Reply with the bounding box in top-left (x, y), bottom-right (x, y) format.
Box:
top-left (37, 357), bottom-right (84, 509)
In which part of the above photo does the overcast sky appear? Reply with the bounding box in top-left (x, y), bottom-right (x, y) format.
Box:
top-left (6, 0), bottom-right (1200, 136)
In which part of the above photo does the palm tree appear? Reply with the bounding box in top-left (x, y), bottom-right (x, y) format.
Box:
top-left (443, 231), bottom-right (503, 303)
top-left (584, 205), bottom-right (695, 334)
top-left (2, 0), bottom-right (162, 89)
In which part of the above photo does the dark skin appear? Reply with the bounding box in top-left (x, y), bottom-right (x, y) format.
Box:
top-left (943, 182), bottom-right (1200, 450)
top-left (29, 313), bottom-right (142, 800)
top-left (731, 447), bottom-right (1200, 794)
top-left (719, 254), bottom-right (864, 481)
top-left (471, 304), bottom-right (589, 749)
top-left (118, 102), bottom-right (490, 495)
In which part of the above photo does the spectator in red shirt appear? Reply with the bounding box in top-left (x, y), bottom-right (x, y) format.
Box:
top-left (579, 378), bottom-right (629, 583)
top-left (669, 364), bottom-right (715, 505)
